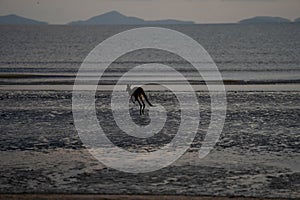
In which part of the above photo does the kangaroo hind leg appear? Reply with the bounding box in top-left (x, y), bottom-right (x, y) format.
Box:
top-left (136, 98), bottom-right (143, 115)
top-left (140, 98), bottom-right (146, 115)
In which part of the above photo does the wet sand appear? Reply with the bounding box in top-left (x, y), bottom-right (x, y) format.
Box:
top-left (0, 89), bottom-right (299, 198)
top-left (0, 194), bottom-right (290, 200)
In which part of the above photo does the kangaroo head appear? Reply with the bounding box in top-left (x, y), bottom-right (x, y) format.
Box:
top-left (126, 84), bottom-right (131, 93)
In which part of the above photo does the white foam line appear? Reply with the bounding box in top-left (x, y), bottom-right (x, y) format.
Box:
top-left (0, 84), bottom-right (300, 91)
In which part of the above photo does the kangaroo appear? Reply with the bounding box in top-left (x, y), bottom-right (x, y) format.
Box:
top-left (126, 84), bottom-right (154, 115)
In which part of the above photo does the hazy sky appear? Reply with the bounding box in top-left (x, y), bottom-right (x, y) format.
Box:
top-left (0, 0), bottom-right (299, 24)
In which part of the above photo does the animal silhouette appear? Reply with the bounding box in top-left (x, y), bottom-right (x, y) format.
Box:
top-left (126, 84), bottom-right (154, 115)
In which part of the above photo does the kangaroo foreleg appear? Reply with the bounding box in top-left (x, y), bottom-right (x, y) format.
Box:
top-left (130, 95), bottom-right (135, 104)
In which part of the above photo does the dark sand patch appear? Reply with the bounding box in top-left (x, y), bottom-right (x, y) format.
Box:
top-left (0, 194), bottom-right (290, 200)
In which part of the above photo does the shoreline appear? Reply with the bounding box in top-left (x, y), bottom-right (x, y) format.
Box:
top-left (0, 84), bottom-right (299, 91)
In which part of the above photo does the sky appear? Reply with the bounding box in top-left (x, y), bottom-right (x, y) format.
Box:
top-left (0, 0), bottom-right (299, 24)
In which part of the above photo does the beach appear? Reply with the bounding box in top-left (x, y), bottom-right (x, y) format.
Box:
top-left (0, 88), bottom-right (299, 198)
top-left (0, 24), bottom-right (299, 199)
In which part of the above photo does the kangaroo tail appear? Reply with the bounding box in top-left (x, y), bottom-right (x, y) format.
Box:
top-left (142, 90), bottom-right (154, 107)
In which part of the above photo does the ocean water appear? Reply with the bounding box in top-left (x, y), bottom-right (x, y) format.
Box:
top-left (0, 24), bottom-right (300, 85)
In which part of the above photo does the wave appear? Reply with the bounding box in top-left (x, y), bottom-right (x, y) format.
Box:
top-left (0, 73), bottom-right (300, 85)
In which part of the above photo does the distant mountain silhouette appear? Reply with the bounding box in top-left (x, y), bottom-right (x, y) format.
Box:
top-left (239, 16), bottom-right (291, 24)
top-left (0, 14), bottom-right (48, 25)
top-left (295, 18), bottom-right (300, 23)
top-left (68, 11), bottom-right (194, 25)
top-left (1, 12), bottom-right (297, 25)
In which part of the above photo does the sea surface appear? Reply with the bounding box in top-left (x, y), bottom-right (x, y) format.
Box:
top-left (0, 24), bottom-right (300, 85)
top-left (0, 24), bottom-right (299, 198)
